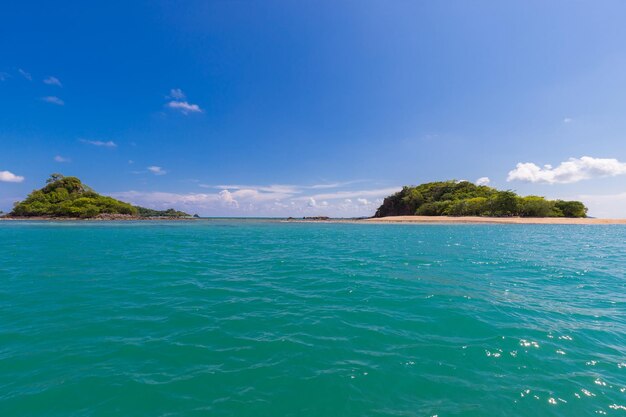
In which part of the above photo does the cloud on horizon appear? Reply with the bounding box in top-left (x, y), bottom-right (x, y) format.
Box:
top-left (578, 192), bottom-right (626, 219)
top-left (475, 177), bottom-right (490, 186)
top-left (110, 184), bottom-right (397, 217)
top-left (507, 156), bottom-right (626, 184)
top-left (0, 170), bottom-right (25, 183)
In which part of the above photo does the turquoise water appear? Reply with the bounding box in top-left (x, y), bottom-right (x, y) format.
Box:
top-left (1, 221), bottom-right (625, 416)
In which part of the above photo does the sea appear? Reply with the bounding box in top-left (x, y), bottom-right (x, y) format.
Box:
top-left (1, 220), bottom-right (625, 416)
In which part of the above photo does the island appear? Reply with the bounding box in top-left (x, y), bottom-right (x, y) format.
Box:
top-left (374, 180), bottom-right (587, 218)
top-left (363, 180), bottom-right (626, 224)
top-left (3, 174), bottom-right (192, 220)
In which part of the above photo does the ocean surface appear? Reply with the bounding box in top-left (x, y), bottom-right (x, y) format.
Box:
top-left (1, 220), bottom-right (625, 416)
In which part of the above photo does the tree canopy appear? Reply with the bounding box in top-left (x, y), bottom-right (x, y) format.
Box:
top-left (374, 180), bottom-right (587, 218)
top-left (10, 174), bottom-right (191, 218)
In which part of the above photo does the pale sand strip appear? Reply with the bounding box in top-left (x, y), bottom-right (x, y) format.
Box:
top-left (362, 216), bottom-right (626, 225)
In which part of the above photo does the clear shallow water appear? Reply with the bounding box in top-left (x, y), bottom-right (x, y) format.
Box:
top-left (1, 220), bottom-right (625, 417)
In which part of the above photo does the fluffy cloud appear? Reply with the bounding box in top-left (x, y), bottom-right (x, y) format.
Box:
top-left (147, 166), bottom-right (167, 175)
top-left (80, 139), bottom-right (117, 148)
top-left (42, 96), bottom-right (64, 106)
top-left (475, 177), bottom-right (490, 186)
top-left (54, 155), bottom-right (70, 163)
top-left (110, 184), bottom-right (396, 217)
top-left (165, 89), bottom-right (202, 114)
top-left (218, 190), bottom-right (238, 207)
top-left (43, 76), bottom-right (62, 87)
top-left (0, 170), bottom-right (25, 183)
top-left (167, 101), bottom-right (202, 114)
top-left (507, 156), bottom-right (626, 184)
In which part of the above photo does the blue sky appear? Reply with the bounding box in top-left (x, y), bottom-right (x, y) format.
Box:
top-left (1, 0), bottom-right (626, 217)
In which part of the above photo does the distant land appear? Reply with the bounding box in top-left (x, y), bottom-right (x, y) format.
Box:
top-left (3, 176), bottom-right (625, 224)
top-left (2, 174), bottom-right (192, 220)
top-left (374, 180), bottom-right (588, 218)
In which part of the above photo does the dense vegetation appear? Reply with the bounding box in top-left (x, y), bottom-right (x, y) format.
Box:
top-left (374, 181), bottom-right (587, 218)
top-left (135, 207), bottom-right (191, 218)
top-left (10, 174), bottom-right (191, 218)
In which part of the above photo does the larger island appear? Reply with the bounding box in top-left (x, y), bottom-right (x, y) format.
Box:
top-left (366, 180), bottom-right (626, 224)
top-left (374, 180), bottom-right (587, 218)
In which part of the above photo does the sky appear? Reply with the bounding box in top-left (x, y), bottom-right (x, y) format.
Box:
top-left (1, 0), bottom-right (626, 217)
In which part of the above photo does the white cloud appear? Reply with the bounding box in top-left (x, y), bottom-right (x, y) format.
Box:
top-left (475, 177), bottom-right (490, 186)
top-left (309, 180), bottom-right (363, 189)
top-left (0, 170), bottom-right (25, 183)
top-left (219, 190), bottom-right (238, 207)
top-left (147, 166), bottom-right (167, 175)
top-left (110, 183), bottom-right (396, 217)
top-left (165, 89), bottom-right (202, 114)
top-left (167, 101), bottom-right (202, 114)
top-left (43, 76), bottom-right (62, 87)
top-left (54, 155), bottom-right (70, 163)
top-left (18, 69), bottom-right (31, 80)
top-left (507, 156), bottom-right (626, 184)
top-left (169, 88), bottom-right (186, 100)
top-left (80, 139), bottom-right (117, 148)
top-left (563, 117), bottom-right (573, 123)
top-left (209, 184), bottom-right (300, 194)
top-left (295, 187), bottom-right (401, 201)
top-left (42, 96), bottom-right (64, 106)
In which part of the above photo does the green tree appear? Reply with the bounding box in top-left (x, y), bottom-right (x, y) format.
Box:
top-left (519, 196), bottom-right (559, 217)
top-left (486, 191), bottom-right (519, 216)
top-left (555, 200), bottom-right (587, 218)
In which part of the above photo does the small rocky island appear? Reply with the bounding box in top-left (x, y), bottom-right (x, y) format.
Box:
top-left (374, 180), bottom-right (588, 218)
top-left (5, 174), bottom-right (191, 220)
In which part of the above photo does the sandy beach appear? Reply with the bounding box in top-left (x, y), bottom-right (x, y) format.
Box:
top-left (362, 216), bottom-right (626, 224)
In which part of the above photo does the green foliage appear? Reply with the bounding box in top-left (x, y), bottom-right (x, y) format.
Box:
top-left (488, 191), bottom-right (519, 217)
top-left (555, 200), bottom-right (587, 218)
top-left (134, 207), bottom-right (190, 218)
top-left (374, 180), bottom-right (588, 218)
top-left (518, 196), bottom-right (559, 217)
top-left (10, 174), bottom-right (189, 218)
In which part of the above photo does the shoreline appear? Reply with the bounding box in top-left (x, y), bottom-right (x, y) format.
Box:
top-left (1, 216), bottom-right (625, 224)
top-left (360, 216), bottom-right (626, 225)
